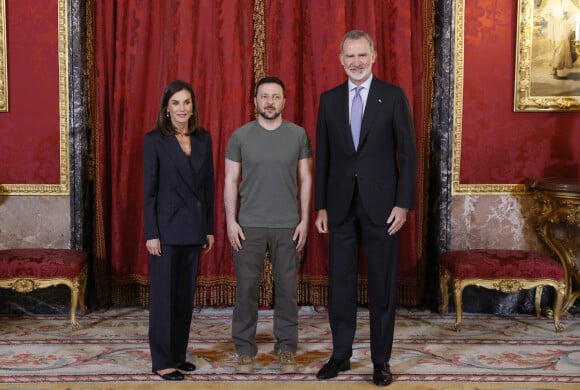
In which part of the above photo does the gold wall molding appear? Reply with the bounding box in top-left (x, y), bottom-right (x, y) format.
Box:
top-left (0, 0), bottom-right (69, 195)
top-left (0, 0), bottom-right (7, 112)
top-left (452, 0), bottom-right (526, 196)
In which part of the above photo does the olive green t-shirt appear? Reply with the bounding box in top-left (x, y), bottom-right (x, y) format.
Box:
top-left (226, 120), bottom-right (312, 228)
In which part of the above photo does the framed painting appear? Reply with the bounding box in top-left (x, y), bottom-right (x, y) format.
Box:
top-left (0, 0), bottom-right (7, 112)
top-left (514, 0), bottom-right (580, 111)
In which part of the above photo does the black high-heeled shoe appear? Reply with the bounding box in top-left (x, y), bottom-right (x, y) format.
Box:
top-left (176, 361), bottom-right (196, 372)
top-left (153, 369), bottom-right (184, 381)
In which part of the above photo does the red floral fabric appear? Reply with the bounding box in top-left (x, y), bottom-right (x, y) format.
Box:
top-left (93, 0), bottom-right (432, 306)
top-left (462, 2), bottom-right (580, 184)
top-left (0, 249), bottom-right (87, 279)
top-left (0, 0), bottom-right (61, 184)
top-left (94, 1), bottom-right (255, 300)
top-left (440, 249), bottom-right (564, 280)
top-left (265, 0), bottom-right (430, 303)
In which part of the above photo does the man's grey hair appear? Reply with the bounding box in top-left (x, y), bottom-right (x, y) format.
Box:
top-left (340, 30), bottom-right (375, 53)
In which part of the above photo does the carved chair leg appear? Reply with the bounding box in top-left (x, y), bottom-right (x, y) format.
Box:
top-left (439, 266), bottom-right (450, 315)
top-left (534, 286), bottom-right (543, 318)
top-left (553, 283), bottom-right (565, 332)
top-left (70, 281), bottom-right (80, 331)
top-left (453, 281), bottom-right (464, 332)
top-left (78, 270), bottom-right (88, 315)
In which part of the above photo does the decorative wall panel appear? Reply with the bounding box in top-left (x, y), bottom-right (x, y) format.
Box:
top-left (452, 0), bottom-right (580, 195)
top-left (0, 0), bottom-right (69, 195)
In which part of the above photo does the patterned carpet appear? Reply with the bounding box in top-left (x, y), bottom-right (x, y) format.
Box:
top-left (0, 306), bottom-right (579, 389)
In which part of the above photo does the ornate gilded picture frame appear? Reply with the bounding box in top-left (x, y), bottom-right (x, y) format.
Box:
top-left (0, 0), bottom-right (7, 112)
top-left (514, 0), bottom-right (580, 112)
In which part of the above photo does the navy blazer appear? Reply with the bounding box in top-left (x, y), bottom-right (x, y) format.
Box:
top-left (314, 77), bottom-right (417, 226)
top-left (143, 128), bottom-right (215, 246)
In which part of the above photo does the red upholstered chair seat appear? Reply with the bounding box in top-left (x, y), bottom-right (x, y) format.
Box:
top-left (439, 249), bottom-right (565, 332)
top-left (0, 248), bottom-right (87, 279)
top-left (0, 248), bottom-right (88, 330)
top-left (440, 249), bottom-right (564, 280)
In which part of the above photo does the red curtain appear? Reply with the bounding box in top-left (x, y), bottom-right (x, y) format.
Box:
top-left (93, 0), bottom-right (255, 304)
top-left (265, 1), bottom-right (431, 305)
top-left (92, 0), bottom-right (432, 306)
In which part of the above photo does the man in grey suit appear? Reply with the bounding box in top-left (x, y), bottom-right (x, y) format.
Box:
top-left (314, 30), bottom-right (417, 387)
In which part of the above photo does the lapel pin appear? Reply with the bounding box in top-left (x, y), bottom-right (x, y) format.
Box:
top-left (378, 98), bottom-right (382, 103)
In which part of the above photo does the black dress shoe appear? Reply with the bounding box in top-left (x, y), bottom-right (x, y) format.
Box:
top-left (176, 361), bottom-right (196, 372)
top-left (373, 362), bottom-right (393, 386)
top-left (153, 369), bottom-right (184, 381)
top-left (316, 357), bottom-right (351, 380)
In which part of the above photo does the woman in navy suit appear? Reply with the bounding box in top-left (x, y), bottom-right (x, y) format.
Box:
top-left (143, 80), bottom-right (215, 381)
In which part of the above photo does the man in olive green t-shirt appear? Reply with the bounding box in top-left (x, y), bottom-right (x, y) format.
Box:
top-left (224, 76), bottom-right (312, 374)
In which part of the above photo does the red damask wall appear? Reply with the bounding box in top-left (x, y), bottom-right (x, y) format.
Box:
top-left (0, 0), bottom-right (60, 184)
top-left (462, 1), bottom-right (579, 184)
top-left (2, 1), bottom-right (576, 188)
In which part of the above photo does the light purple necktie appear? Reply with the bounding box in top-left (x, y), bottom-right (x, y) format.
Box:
top-left (351, 86), bottom-right (363, 150)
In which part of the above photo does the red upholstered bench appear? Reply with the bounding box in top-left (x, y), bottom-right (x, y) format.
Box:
top-left (0, 248), bottom-right (88, 330)
top-left (439, 249), bottom-right (565, 332)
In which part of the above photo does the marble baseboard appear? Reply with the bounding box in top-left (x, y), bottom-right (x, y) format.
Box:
top-left (0, 285), bottom-right (71, 315)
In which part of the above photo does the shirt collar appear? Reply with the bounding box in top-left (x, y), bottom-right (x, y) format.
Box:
top-left (348, 74), bottom-right (373, 92)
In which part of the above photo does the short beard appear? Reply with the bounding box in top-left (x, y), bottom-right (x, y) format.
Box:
top-left (258, 110), bottom-right (281, 120)
top-left (345, 67), bottom-right (371, 82)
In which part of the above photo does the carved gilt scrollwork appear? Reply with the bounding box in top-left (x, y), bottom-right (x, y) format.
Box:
top-left (530, 179), bottom-right (580, 314)
top-left (442, 274), bottom-right (565, 332)
top-left (493, 279), bottom-right (524, 293)
top-left (562, 200), bottom-right (580, 225)
top-left (10, 278), bottom-right (40, 293)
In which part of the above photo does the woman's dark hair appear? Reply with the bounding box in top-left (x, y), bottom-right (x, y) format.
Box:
top-left (156, 80), bottom-right (202, 136)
